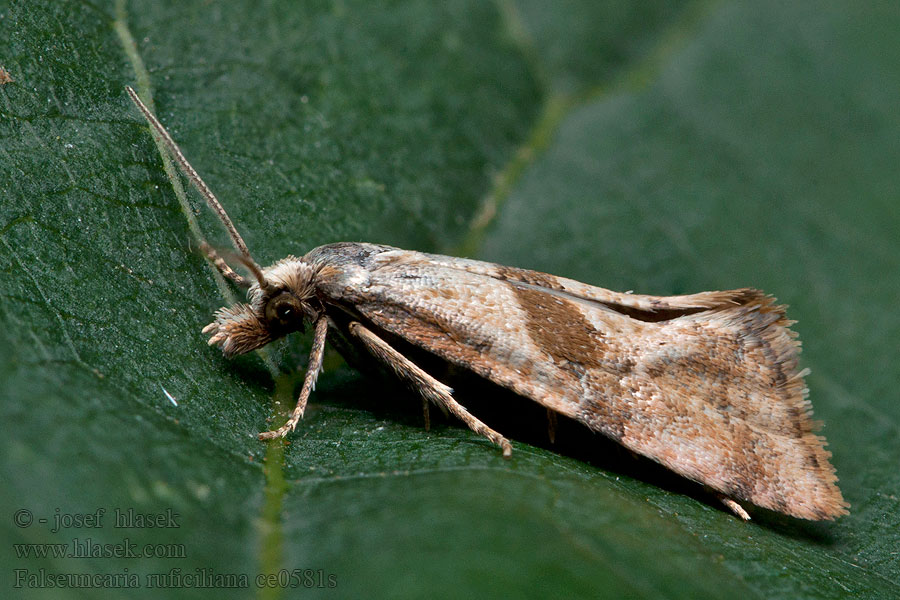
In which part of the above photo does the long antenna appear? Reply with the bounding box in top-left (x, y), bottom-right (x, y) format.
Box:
top-left (125, 86), bottom-right (252, 261)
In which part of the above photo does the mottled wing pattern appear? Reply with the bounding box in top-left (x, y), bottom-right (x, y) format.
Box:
top-left (308, 243), bottom-right (846, 520)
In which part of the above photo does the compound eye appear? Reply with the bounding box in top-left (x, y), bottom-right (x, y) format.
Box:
top-left (265, 292), bottom-right (301, 327)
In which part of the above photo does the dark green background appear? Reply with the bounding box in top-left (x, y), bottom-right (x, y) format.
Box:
top-left (2, 1), bottom-right (898, 598)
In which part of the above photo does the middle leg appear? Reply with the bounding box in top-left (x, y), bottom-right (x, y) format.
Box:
top-left (348, 321), bottom-right (512, 457)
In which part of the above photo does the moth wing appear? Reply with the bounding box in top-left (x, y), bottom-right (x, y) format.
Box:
top-left (311, 245), bottom-right (846, 520)
top-left (411, 251), bottom-right (758, 318)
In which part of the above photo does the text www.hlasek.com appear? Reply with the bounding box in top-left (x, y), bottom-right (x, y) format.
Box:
top-left (14, 538), bottom-right (186, 559)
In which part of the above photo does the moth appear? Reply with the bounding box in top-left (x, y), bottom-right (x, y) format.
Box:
top-left (126, 86), bottom-right (847, 521)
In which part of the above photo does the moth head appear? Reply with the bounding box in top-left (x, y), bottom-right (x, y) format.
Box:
top-left (203, 257), bottom-right (320, 357)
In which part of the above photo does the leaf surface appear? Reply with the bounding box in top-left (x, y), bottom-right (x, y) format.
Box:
top-left (2, 1), bottom-right (898, 598)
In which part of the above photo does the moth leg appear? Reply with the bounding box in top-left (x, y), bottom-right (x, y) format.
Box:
top-left (546, 408), bottom-right (558, 444)
top-left (718, 495), bottom-right (751, 521)
top-left (348, 321), bottom-right (512, 458)
top-left (199, 241), bottom-right (249, 287)
top-left (258, 315), bottom-right (329, 440)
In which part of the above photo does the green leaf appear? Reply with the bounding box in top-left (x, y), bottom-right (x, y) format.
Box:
top-left (2, 1), bottom-right (898, 599)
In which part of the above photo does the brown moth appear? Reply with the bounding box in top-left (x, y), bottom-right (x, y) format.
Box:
top-left (126, 86), bottom-right (848, 521)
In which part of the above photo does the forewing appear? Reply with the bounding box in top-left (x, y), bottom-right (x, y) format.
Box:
top-left (311, 245), bottom-right (846, 520)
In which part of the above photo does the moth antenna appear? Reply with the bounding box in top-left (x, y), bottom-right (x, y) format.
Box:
top-left (125, 86), bottom-right (254, 263)
top-left (235, 254), bottom-right (275, 293)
